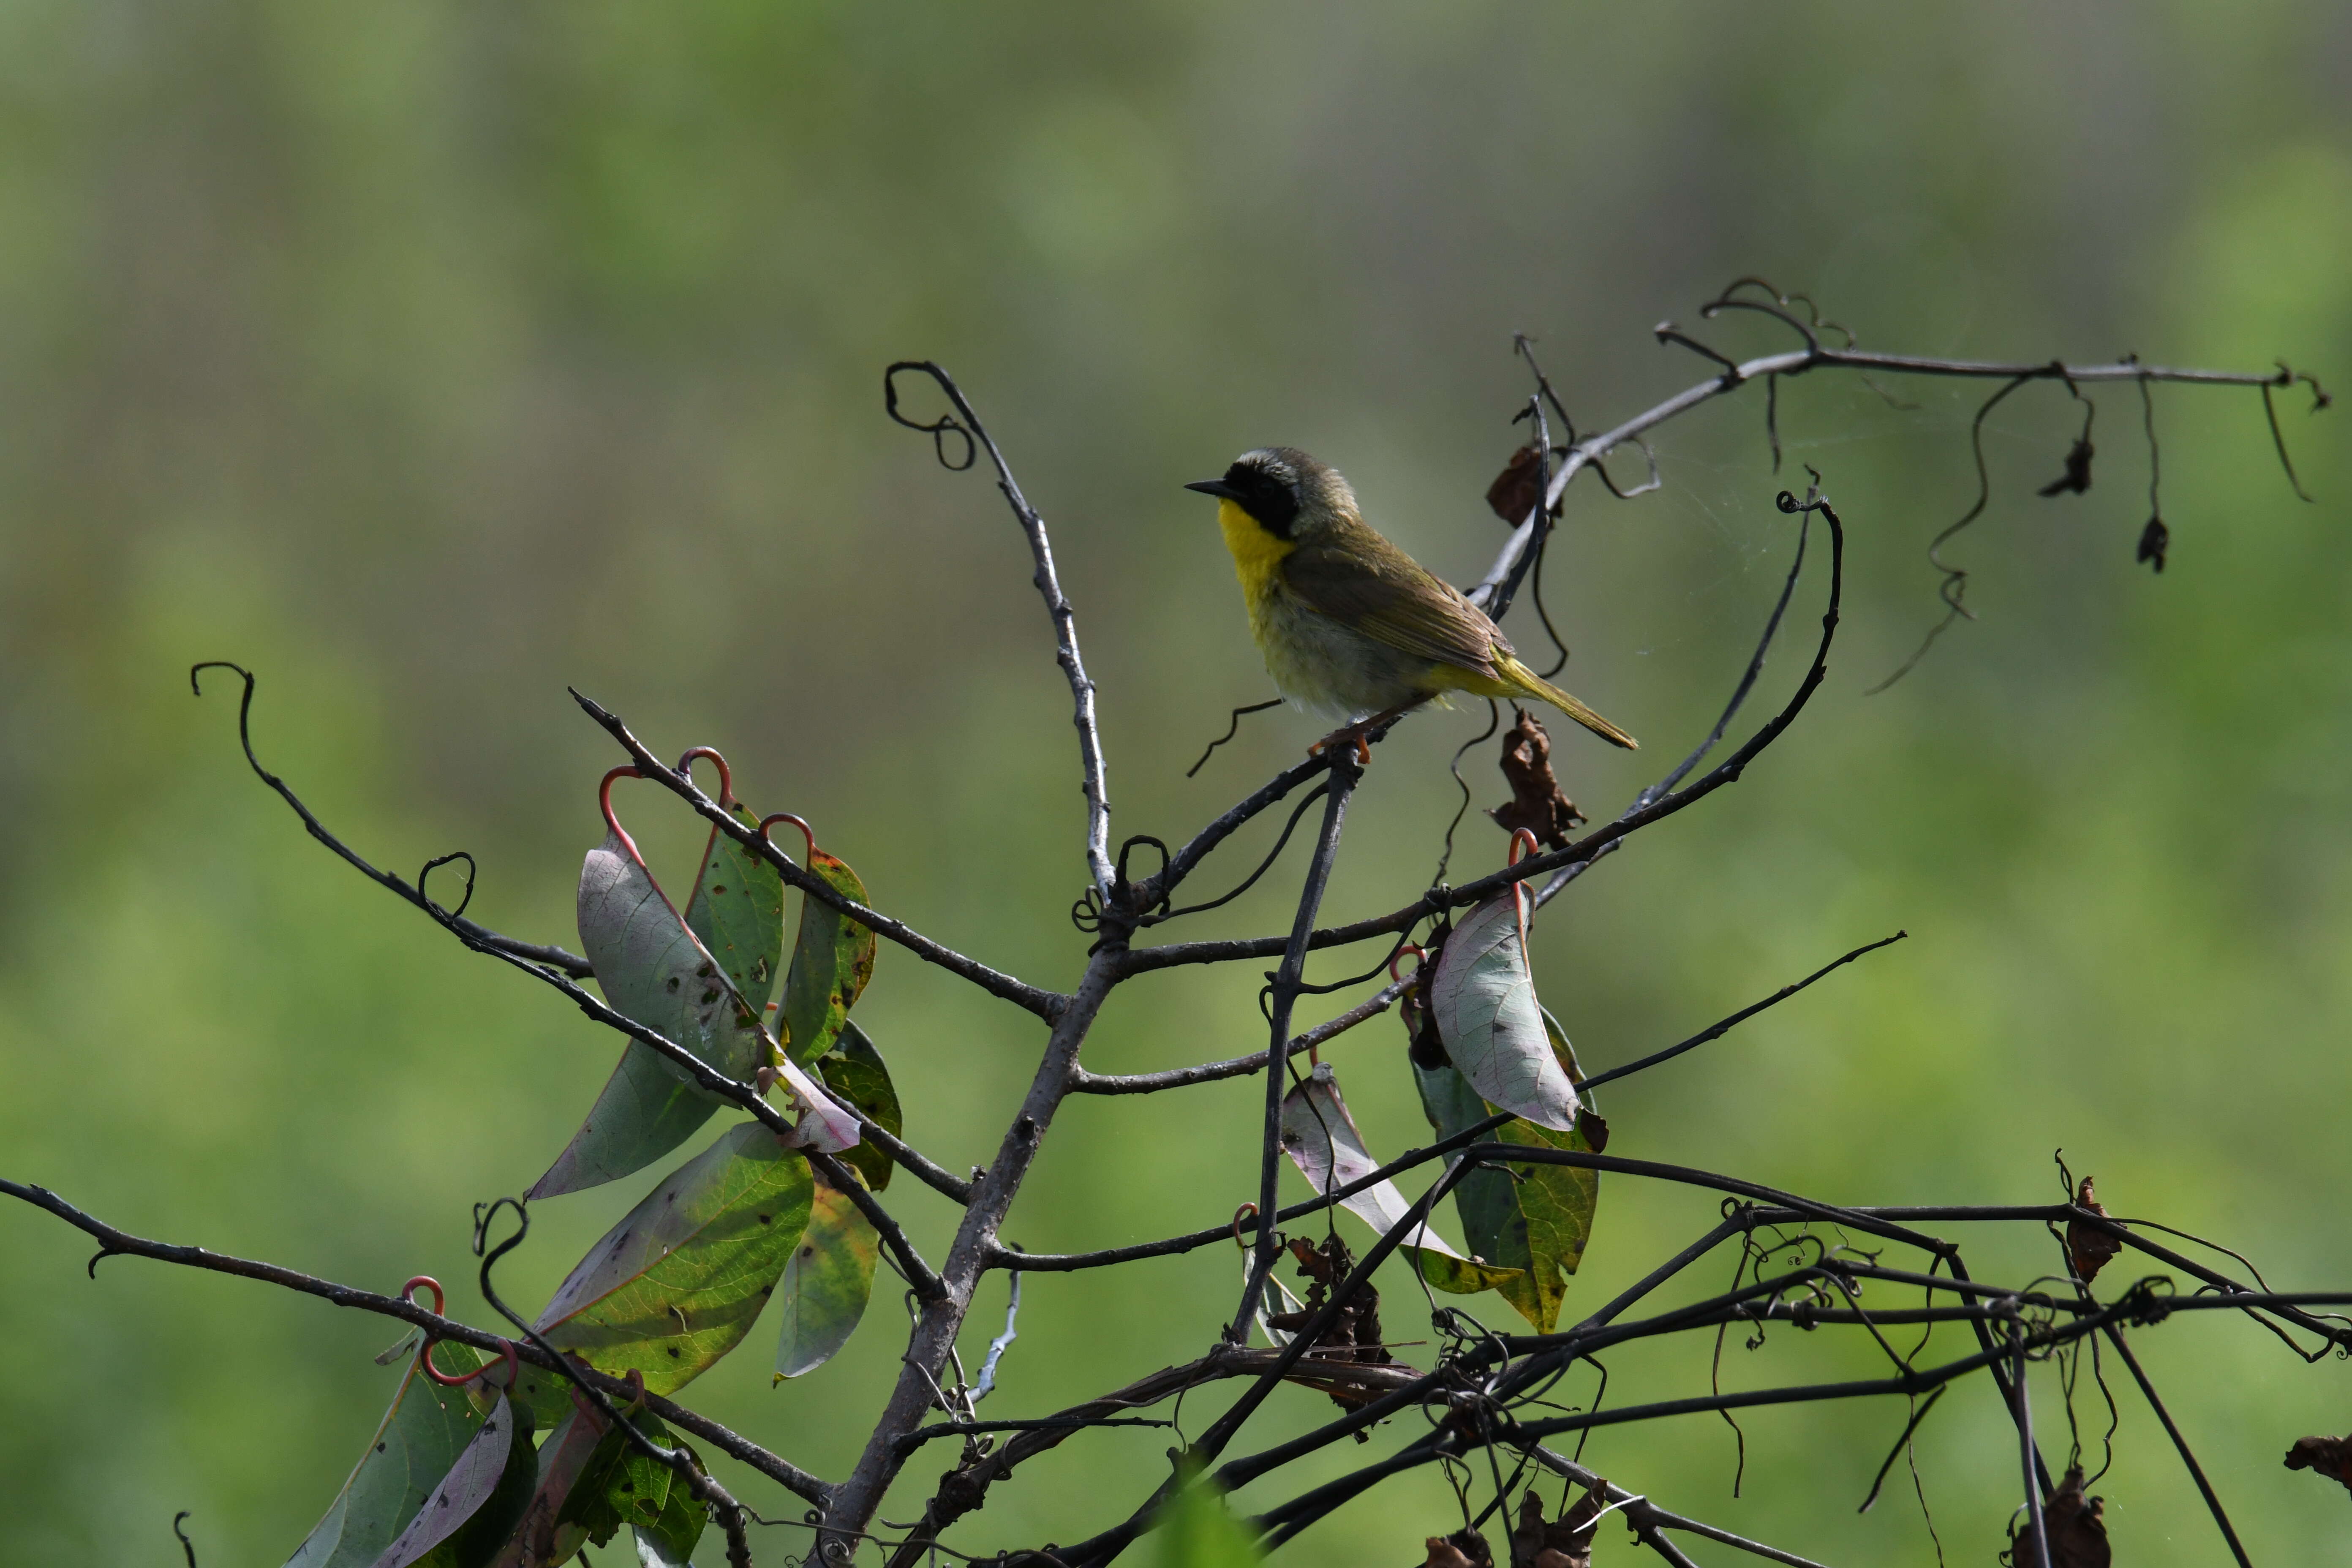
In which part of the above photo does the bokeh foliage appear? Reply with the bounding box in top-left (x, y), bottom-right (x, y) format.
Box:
top-left (0, 3), bottom-right (2347, 1563)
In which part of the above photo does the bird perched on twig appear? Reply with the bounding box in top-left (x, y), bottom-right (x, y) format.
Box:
top-left (1188, 447), bottom-right (1637, 759)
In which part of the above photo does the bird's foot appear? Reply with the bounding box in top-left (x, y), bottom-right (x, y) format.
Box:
top-left (1308, 699), bottom-right (1429, 766)
top-left (1308, 724), bottom-right (1375, 767)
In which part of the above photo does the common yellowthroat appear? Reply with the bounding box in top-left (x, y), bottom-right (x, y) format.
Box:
top-left (1187, 447), bottom-right (1638, 751)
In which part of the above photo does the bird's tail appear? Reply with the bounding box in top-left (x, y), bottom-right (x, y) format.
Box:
top-left (1494, 653), bottom-right (1639, 749)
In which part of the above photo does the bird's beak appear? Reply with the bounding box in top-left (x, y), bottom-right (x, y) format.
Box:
top-left (1185, 479), bottom-right (1240, 500)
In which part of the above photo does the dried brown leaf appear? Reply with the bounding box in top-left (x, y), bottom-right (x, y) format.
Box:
top-left (2011, 1467), bottom-right (2110, 1568)
top-left (2066, 1177), bottom-right (2121, 1285)
top-left (1426, 1527), bottom-right (1493, 1568)
top-left (1487, 712), bottom-right (1586, 852)
top-left (1485, 446), bottom-right (1558, 525)
top-left (1513, 1482), bottom-right (1606, 1568)
top-left (2284, 1433), bottom-right (2352, 1494)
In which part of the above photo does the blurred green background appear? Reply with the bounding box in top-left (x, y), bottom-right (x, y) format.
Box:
top-left (2, 2), bottom-right (2347, 1563)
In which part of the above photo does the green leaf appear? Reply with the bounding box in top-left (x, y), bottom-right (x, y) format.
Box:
top-left (773, 1173), bottom-right (881, 1379)
top-left (532, 816), bottom-right (857, 1199)
top-left (366, 1392), bottom-right (536, 1568)
top-left (633, 1521), bottom-right (700, 1567)
top-left (631, 1454), bottom-right (708, 1568)
top-left (1411, 1012), bottom-right (1601, 1334)
top-left (576, 823), bottom-right (772, 1086)
top-left (1428, 890), bottom-right (1581, 1131)
top-left (559, 1413), bottom-right (681, 1546)
top-left (481, 1398), bottom-right (611, 1567)
top-left (533, 1122), bottom-right (815, 1401)
top-left (682, 806), bottom-right (786, 1016)
top-left (817, 1021), bottom-right (900, 1192)
top-left (528, 1046), bottom-right (721, 1203)
top-left (778, 849), bottom-right (875, 1066)
top-left (283, 1348), bottom-right (487, 1568)
top-left (1150, 1474), bottom-right (1262, 1568)
top-left (1279, 1064), bottom-right (1520, 1296)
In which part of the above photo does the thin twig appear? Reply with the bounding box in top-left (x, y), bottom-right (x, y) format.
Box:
top-left (1233, 758), bottom-right (1364, 1341)
top-left (2098, 1321), bottom-right (2256, 1568)
top-left (1578, 932), bottom-right (1906, 1092)
top-left (1069, 977), bottom-right (1407, 1095)
top-left (0, 1178), bottom-right (833, 1506)
top-left (887, 362), bottom-right (1116, 891)
top-left (570, 688), bottom-right (1067, 1021)
top-left (190, 663), bottom-right (592, 977)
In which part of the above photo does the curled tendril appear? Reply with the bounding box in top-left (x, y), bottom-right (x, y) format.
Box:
top-left (1151, 795), bottom-right (1323, 926)
top-left (418, 852), bottom-right (477, 923)
top-left (174, 1512), bottom-right (198, 1568)
top-left (1187, 698), bottom-right (1285, 779)
top-left (760, 812), bottom-right (819, 866)
top-left (1702, 279), bottom-right (1824, 354)
top-left (676, 746), bottom-right (738, 811)
top-left (1114, 836), bottom-right (1173, 921)
top-left (1654, 320), bottom-right (1745, 384)
top-left (884, 361), bottom-right (978, 471)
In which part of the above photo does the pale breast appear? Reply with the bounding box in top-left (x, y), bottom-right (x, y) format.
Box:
top-left (1253, 583), bottom-right (1434, 719)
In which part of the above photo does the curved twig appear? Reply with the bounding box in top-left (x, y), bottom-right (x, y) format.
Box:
top-left (189, 663), bottom-right (592, 978)
top-left (885, 361), bottom-right (1114, 892)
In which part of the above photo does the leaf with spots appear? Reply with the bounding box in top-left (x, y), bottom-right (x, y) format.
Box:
top-left (482, 1396), bottom-right (617, 1568)
top-left (531, 809), bottom-right (856, 1200)
top-left (1412, 1026), bottom-right (1600, 1336)
top-left (682, 804), bottom-right (786, 1015)
top-left (534, 1122), bottom-right (816, 1399)
top-left (556, 1412), bottom-right (704, 1568)
top-left (1410, 1003), bottom-right (1601, 1332)
top-left (1427, 887), bottom-right (1580, 1132)
top-left (283, 1347), bottom-right (487, 1568)
top-left (1279, 1063), bottom-right (1520, 1296)
top-left (773, 1173), bottom-right (882, 1379)
top-left (818, 1021), bottom-right (901, 1192)
top-left (527, 1047), bottom-right (723, 1204)
top-left (363, 1391), bottom-right (537, 1568)
top-left (779, 849), bottom-right (876, 1066)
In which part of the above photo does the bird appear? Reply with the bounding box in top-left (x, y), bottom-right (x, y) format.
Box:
top-left (1187, 446), bottom-right (1637, 757)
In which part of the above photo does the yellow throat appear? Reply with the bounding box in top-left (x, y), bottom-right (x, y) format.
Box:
top-left (1217, 498), bottom-right (1294, 634)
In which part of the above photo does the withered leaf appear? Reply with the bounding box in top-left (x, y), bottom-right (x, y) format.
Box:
top-left (2136, 515), bottom-right (2169, 573)
top-left (2066, 1177), bottom-right (2121, 1285)
top-left (2010, 1466), bottom-right (2110, 1568)
top-left (1401, 939), bottom-right (1451, 1070)
top-left (1426, 1527), bottom-right (1494, 1568)
top-left (1485, 446), bottom-right (1561, 525)
top-left (2038, 436), bottom-right (2095, 497)
top-left (1511, 1482), bottom-right (1606, 1568)
top-left (1487, 712), bottom-right (1586, 852)
top-left (1575, 1109), bottom-right (1609, 1154)
top-left (2284, 1433), bottom-right (2352, 1494)
top-left (1273, 1234), bottom-right (1393, 1420)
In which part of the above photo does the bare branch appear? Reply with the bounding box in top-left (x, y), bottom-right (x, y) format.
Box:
top-left (1577, 931), bottom-right (1906, 1092)
top-left (0, 1178), bottom-right (833, 1506)
top-left (823, 947), bottom-right (1126, 1542)
top-left (190, 663), bottom-right (592, 978)
top-left (570, 688), bottom-right (1069, 1021)
top-left (1233, 757), bottom-right (1363, 1339)
top-left (887, 362), bottom-right (1115, 892)
top-left (1071, 975), bottom-right (1407, 1095)
top-left (1471, 345), bottom-right (2322, 605)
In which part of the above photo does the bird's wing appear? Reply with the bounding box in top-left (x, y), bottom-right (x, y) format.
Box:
top-left (1282, 531), bottom-right (1509, 675)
